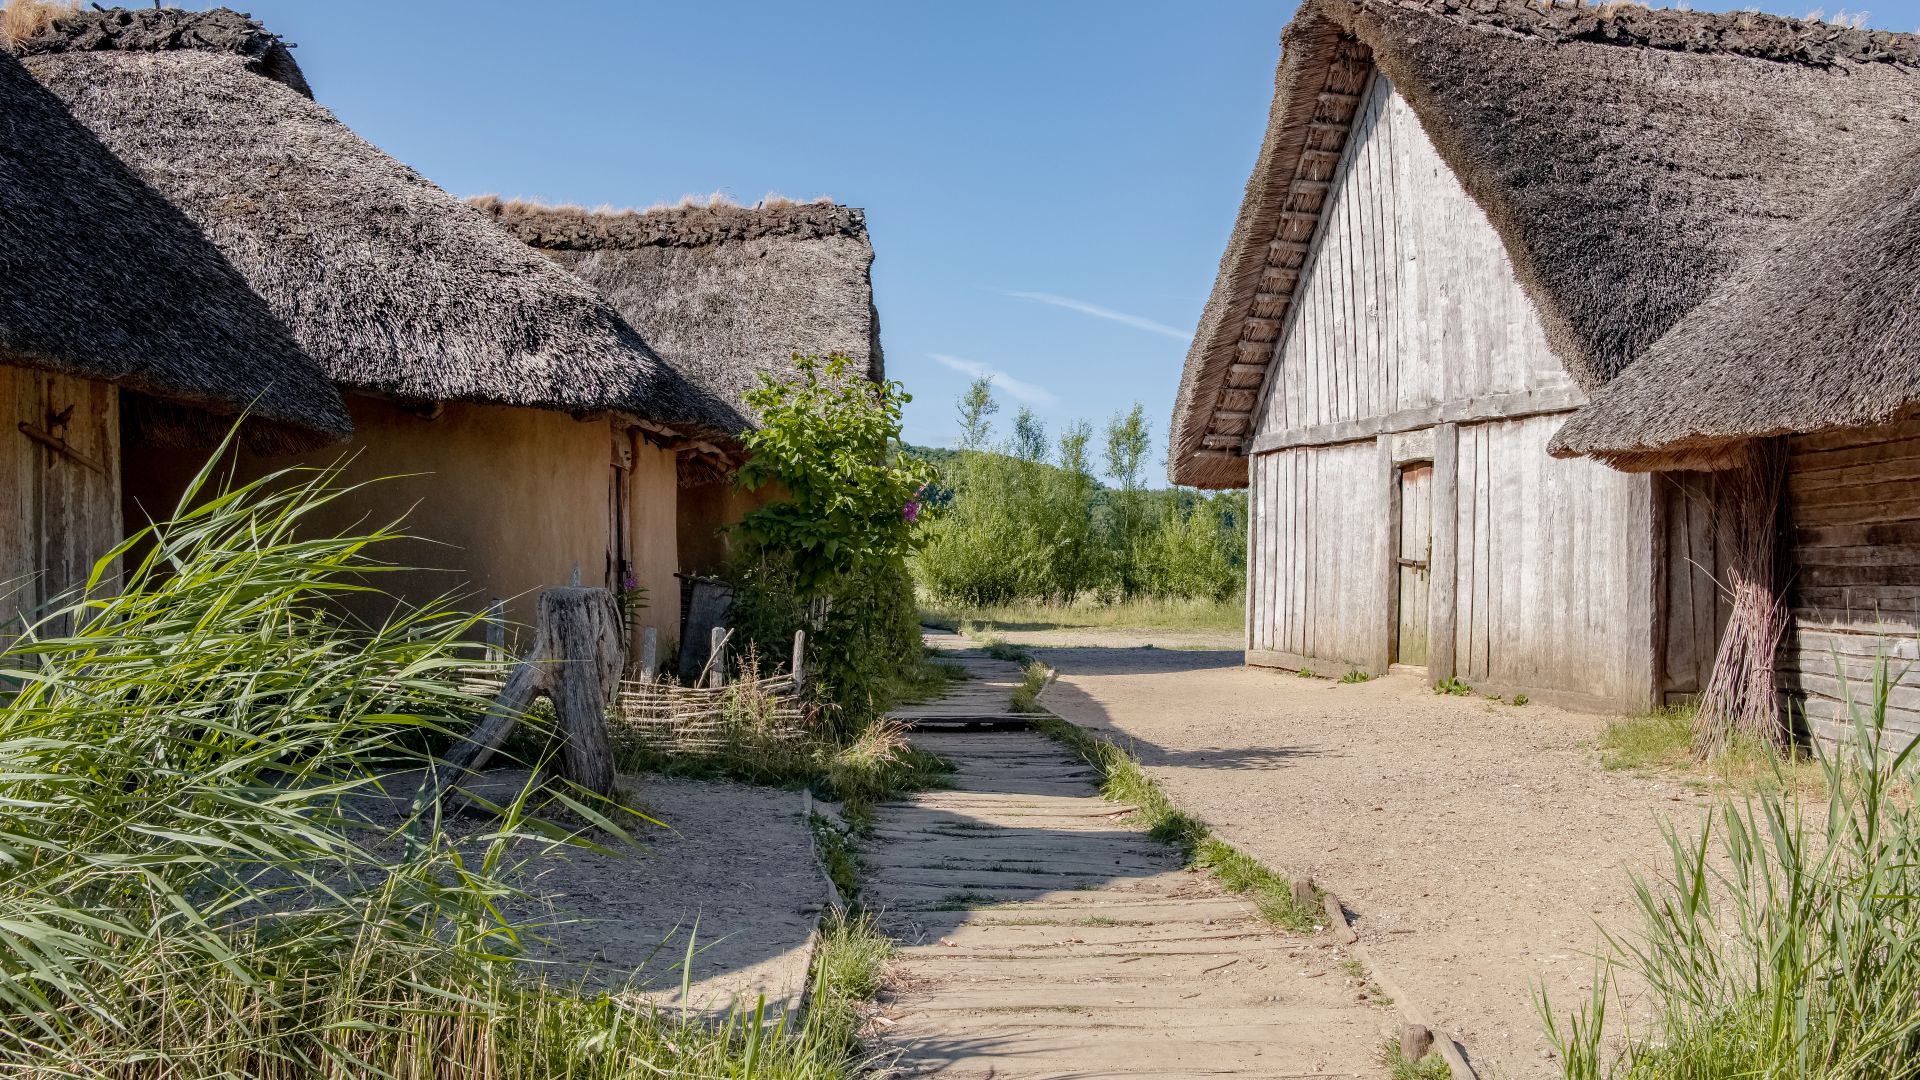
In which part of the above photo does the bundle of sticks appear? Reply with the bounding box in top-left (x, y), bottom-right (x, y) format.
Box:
top-left (1693, 440), bottom-right (1790, 756)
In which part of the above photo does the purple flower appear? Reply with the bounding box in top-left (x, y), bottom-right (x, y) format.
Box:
top-left (902, 500), bottom-right (921, 523)
top-left (622, 573), bottom-right (638, 590)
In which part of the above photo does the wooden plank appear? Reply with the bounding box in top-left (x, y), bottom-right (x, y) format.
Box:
top-left (1245, 386), bottom-right (1586, 454)
top-left (1380, 436), bottom-right (1400, 672)
top-left (1429, 423), bottom-right (1459, 681)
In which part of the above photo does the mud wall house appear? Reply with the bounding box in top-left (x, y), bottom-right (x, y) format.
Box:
top-left (1551, 142), bottom-right (1920, 748)
top-left (0, 43), bottom-right (348, 632)
top-left (1168, 0), bottom-right (1920, 711)
top-left (11, 7), bottom-right (734, 648)
top-left (475, 198), bottom-right (885, 578)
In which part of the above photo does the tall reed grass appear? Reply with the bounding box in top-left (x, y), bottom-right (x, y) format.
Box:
top-left (0, 452), bottom-right (871, 1078)
top-left (1543, 660), bottom-right (1920, 1079)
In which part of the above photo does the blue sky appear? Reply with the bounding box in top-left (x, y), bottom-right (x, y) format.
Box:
top-left (236, 0), bottom-right (1920, 475)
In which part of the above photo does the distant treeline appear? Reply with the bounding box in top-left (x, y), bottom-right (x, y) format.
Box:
top-left (911, 380), bottom-right (1246, 608)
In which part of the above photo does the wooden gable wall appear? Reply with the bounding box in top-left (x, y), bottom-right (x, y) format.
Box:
top-left (1252, 75), bottom-right (1574, 443)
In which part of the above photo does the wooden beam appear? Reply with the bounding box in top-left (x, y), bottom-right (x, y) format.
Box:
top-left (1268, 239), bottom-right (1311, 260)
top-left (1212, 410), bottom-right (1252, 423)
top-left (1429, 423), bottom-right (1459, 683)
top-left (1201, 435), bottom-right (1243, 450)
top-left (1247, 385), bottom-right (1589, 454)
top-left (1229, 363), bottom-right (1269, 378)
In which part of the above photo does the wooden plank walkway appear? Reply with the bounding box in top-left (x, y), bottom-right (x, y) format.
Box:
top-left (863, 636), bottom-right (1382, 1078)
top-left (891, 636), bottom-right (1044, 727)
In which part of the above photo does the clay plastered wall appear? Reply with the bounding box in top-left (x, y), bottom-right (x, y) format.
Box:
top-left (123, 395), bottom-right (619, 637)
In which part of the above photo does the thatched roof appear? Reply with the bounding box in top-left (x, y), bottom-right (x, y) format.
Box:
top-left (12, 7), bottom-right (730, 432)
top-left (1548, 143), bottom-right (1920, 471)
top-left (1170, 0), bottom-right (1920, 488)
top-left (0, 43), bottom-right (348, 450)
top-left (473, 197), bottom-right (882, 428)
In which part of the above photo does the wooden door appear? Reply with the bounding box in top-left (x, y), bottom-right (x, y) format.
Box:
top-left (1, 368), bottom-right (120, 635)
top-left (1394, 462), bottom-right (1433, 666)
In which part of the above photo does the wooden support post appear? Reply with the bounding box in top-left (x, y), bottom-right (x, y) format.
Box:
top-left (708, 625), bottom-right (728, 688)
top-left (1429, 423), bottom-right (1459, 685)
top-left (438, 586), bottom-right (625, 799)
top-left (484, 598), bottom-right (506, 662)
top-left (1376, 435), bottom-right (1397, 675)
top-left (791, 629), bottom-right (807, 690)
top-left (640, 626), bottom-right (658, 681)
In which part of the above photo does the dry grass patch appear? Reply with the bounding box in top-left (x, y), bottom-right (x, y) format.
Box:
top-left (1596, 704), bottom-right (1825, 796)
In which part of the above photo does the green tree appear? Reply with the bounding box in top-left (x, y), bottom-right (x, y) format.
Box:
top-left (956, 377), bottom-right (998, 452)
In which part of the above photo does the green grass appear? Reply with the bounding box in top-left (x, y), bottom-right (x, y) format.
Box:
top-left (1012, 659), bottom-right (1050, 712)
top-left (924, 595), bottom-right (1243, 634)
top-left (1030, 714), bottom-right (1320, 932)
top-left (1543, 674), bottom-right (1920, 1079)
top-left (1595, 703), bottom-right (1824, 795)
top-left (809, 814), bottom-right (862, 905)
top-left (0, 448), bottom-right (894, 1078)
top-left (1434, 676), bottom-right (1471, 696)
top-left (1380, 1037), bottom-right (1452, 1080)
top-left (1339, 669), bottom-right (1371, 684)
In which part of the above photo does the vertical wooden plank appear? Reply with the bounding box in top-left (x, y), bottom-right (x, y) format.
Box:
top-left (0, 367), bottom-right (32, 635)
top-left (1378, 435), bottom-right (1398, 673)
top-left (1643, 470), bottom-right (1668, 711)
top-left (1429, 423), bottom-right (1459, 683)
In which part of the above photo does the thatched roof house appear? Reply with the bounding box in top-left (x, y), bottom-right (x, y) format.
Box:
top-left (1171, 0), bottom-right (1920, 490)
top-left (11, 6), bottom-right (724, 432)
top-left (1549, 140), bottom-right (1920, 747)
top-left (477, 197), bottom-right (885, 572)
top-left (0, 40), bottom-right (348, 629)
top-left (475, 197), bottom-right (883, 431)
top-left (1165, 0), bottom-right (1920, 725)
top-left (12, 5), bottom-right (735, 642)
top-left (0, 42), bottom-right (346, 450)
top-left (1549, 144), bottom-right (1920, 472)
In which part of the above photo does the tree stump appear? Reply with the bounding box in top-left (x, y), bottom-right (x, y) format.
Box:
top-left (439, 586), bottom-right (625, 799)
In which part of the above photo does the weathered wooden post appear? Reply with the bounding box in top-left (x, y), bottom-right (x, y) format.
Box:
top-left (1399, 1024), bottom-right (1434, 1063)
top-left (708, 625), bottom-right (728, 688)
top-left (484, 597), bottom-right (507, 661)
top-left (640, 625), bottom-right (658, 681)
top-left (439, 585), bottom-right (625, 799)
top-left (791, 629), bottom-right (807, 690)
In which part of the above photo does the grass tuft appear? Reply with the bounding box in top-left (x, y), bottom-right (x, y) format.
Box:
top-left (1339, 669), bottom-right (1371, 684)
top-left (1596, 703), bottom-right (1823, 795)
top-left (1434, 676), bottom-right (1471, 696)
top-left (1381, 1037), bottom-right (1452, 1080)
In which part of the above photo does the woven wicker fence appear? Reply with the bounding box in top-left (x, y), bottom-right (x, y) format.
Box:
top-left (457, 627), bottom-right (815, 758)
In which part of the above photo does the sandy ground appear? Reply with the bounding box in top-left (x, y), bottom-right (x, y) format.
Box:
top-left (480, 774), bottom-right (826, 1013)
top-left (1028, 641), bottom-right (1714, 1079)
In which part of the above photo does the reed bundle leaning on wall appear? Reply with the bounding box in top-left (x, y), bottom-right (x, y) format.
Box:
top-left (1693, 439), bottom-right (1791, 756)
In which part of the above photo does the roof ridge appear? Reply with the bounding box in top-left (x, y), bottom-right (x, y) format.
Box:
top-left (1357, 0), bottom-right (1920, 66)
top-left (471, 196), bottom-right (869, 252)
top-left (8, 6), bottom-right (312, 94)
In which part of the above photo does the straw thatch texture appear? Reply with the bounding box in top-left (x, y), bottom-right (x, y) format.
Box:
top-left (1549, 144), bottom-right (1920, 470)
top-left (1170, 0), bottom-right (1920, 488)
top-left (17, 9), bottom-right (730, 432)
top-left (474, 198), bottom-right (881, 428)
top-left (0, 46), bottom-right (347, 450)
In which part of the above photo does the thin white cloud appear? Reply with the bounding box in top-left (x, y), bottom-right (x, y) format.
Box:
top-left (929, 353), bottom-right (1057, 406)
top-left (1001, 290), bottom-right (1191, 342)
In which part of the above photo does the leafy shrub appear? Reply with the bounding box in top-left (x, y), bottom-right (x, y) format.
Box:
top-left (727, 354), bottom-right (935, 727)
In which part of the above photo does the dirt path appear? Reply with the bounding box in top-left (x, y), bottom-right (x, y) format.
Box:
top-left (458, 773), bottom-right (826, 1013)
top-left (1030, 642), bottom-right (1711, 1078)
top-left (864, 637), bottom-right (1386, 1079)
